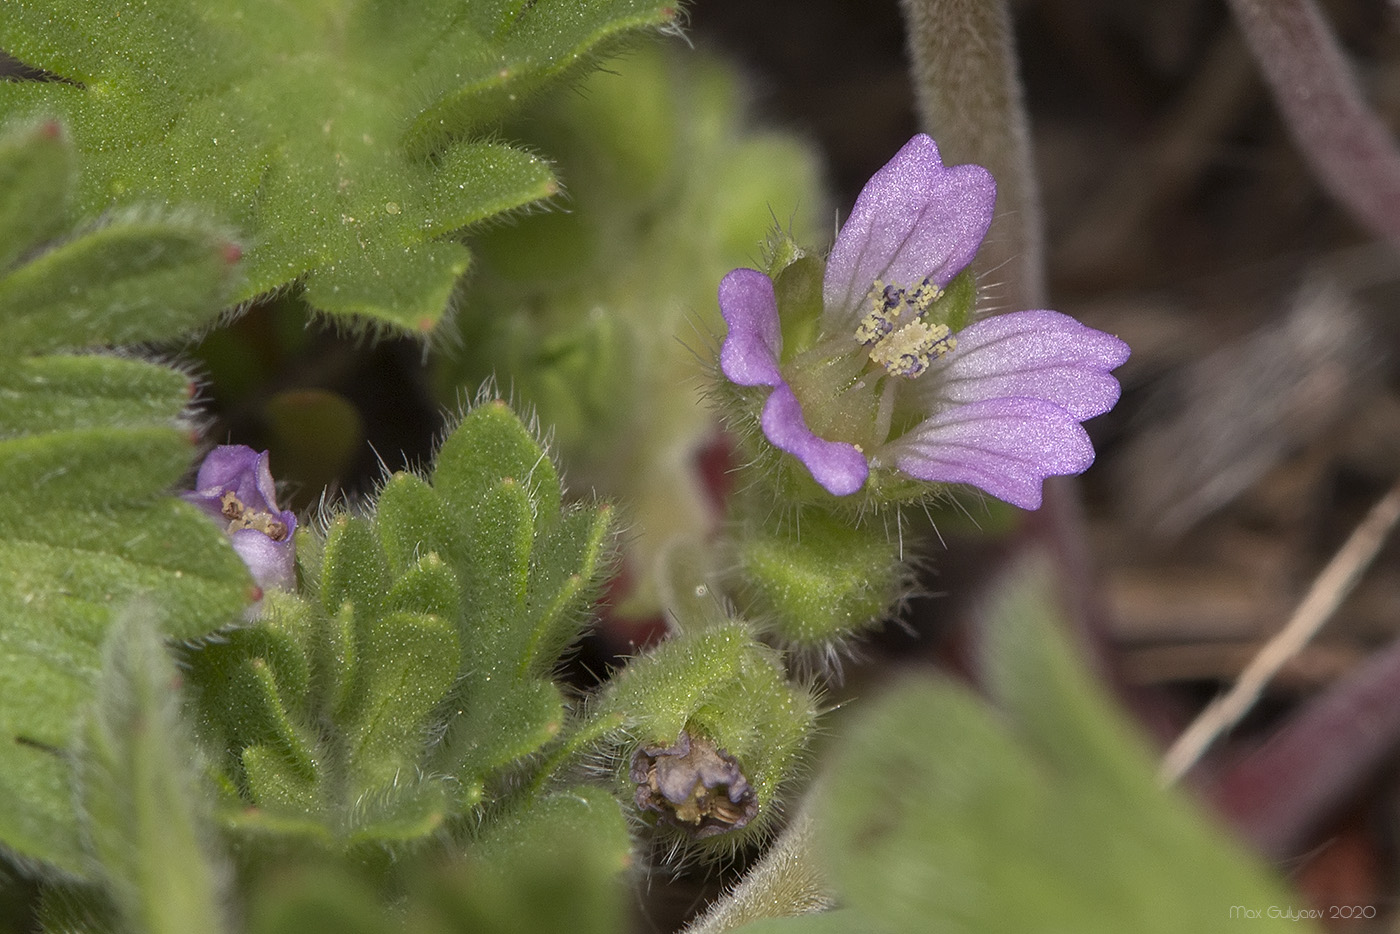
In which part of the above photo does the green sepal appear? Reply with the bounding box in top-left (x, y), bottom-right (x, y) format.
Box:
top-left (0, 118), bottom-right (72, 271)
top-left (77, 613), bottom-right (228, 934)
top-left (736, 508), bottom-right (907, 652)
top-left (602, 624), bottom-right (752, 741)
top-left (599, 623), bottom-right (817, 850)
top-left (762, 231), bottom-right (806, 281)
top-left (0, 212), bottom-right (239, 357)
top-left (773, 253), bottom-right (825, 362)
top-left (932, 268), bottom-right (975, 333)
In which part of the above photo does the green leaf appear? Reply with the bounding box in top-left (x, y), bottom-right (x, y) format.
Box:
top-left (0, 213), bottom-right (240, 357)
top-left (185, 400), bottom-right (614, 851)
top-left (346, 611), bottom-right (460, 791)
top-left (810, 558), bottom-right (1316, 934)
top-left (434, 400), bottom-right (562, 523)
top-left (519, 504), bottom-right (615, 677)
top-left (0, 0), bottom-right (680, 333)
top-left (77, 612), bottom-right (228, 934)
top-left (409, 787), bottom-right (631, 934)
top-left (426, 401), bottom-right (614, 781)
top-left (0, 355), bottom-right (190, 439)
top-left (0, 116), bottom-right (250, 873)
top-left (374, 472), bottom-right (455, 577)
top-left (440, 678), bottom-right (564, 804)
top-left (0, 118), bottom-right (72, 271)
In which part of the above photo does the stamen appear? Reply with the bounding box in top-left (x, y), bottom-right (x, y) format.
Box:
top-left (854, 277), bottom-right (956, 378)
top-left (220, 490), bottom-right (289, 541)
top-left (904, 276), bottom-right (941, 313)
top-left (855, 280), bottom-right (904, 346)
top-left (867, 321), bottom-right (956, 378)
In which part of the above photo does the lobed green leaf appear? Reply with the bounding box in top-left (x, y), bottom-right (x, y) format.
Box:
top-left (0, 0), bottom-right (680, 333)
top-left (0, 114), bottom-right (250, 872)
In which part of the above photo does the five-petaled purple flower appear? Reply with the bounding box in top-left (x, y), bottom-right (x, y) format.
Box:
top-left (719, 134), bottom-right (1129, 509)
top-left (184, 445), bottom-right (297, 591)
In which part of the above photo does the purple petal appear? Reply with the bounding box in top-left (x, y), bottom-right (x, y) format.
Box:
top-left (183, 444), bottom-right (298, 591)
top-left (934, 310), bottom-right (1130, 419)
top-left (884, 397), bottom-right (1097, 509)
top-left (229, 526), bottom-right (297, 592)
top-left (761, 384), bottom-right (869, 496)
top-left (192, 445), bottom-right (280, 513)
top-left (719, 268), bottom-right (784, 387)
top-left (823, 135), bottom-right (996, 329)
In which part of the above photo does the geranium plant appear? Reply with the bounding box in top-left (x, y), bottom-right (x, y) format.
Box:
top-left (0, 1), bottom-right (1350, 933)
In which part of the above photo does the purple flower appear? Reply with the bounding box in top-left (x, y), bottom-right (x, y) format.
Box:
top-left (719, 134), bottom-right (1129, 509)
top-left (183, 445), bottom-right (297, 591)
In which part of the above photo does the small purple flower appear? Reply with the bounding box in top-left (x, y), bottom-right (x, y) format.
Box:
top-left (183, 445), bottom-right (297, 591)
top-left (719, 134), bottom-right (1130, 509)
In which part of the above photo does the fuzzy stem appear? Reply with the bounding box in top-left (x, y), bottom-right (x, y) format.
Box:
top-left (898, 0), bottom-right (1045, 309)
top-left (1228, 0), bottom-right (1400, 248)
top-left (680, 810), bottom-right (832, 934)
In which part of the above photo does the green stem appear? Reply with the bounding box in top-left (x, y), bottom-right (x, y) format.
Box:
top-left (680, 809), bottom-right (832, 934)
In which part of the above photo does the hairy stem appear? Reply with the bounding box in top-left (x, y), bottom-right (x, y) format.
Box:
top-left (898, 0), bottom-right (1044, 309)
top-left (681, 810), bottom-right (832, 934)
top-left (1229, 0), bottom-right (1400, 247)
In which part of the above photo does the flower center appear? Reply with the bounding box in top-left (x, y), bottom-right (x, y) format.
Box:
top-left (855, 277), bottom-right (957, 378)
top-left (220, 490), bottom-right (288, 541)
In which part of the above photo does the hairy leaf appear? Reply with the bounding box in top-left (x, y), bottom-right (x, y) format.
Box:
top-left (78, 613), bottom-right (228, 934)
top-left (186, 400), bottom-right (615, 847)
top-left (0, 0), bottom-right (680, 333)
top-left (0, 118), bottom-right (250, 875)
top-left (803, 558), bottom-right (1314, 934)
